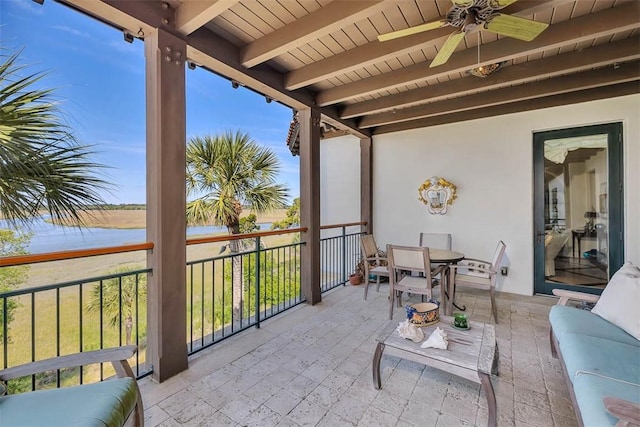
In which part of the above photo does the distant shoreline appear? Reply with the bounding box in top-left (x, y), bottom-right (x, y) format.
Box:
top-left (44, 209), bottom-right (287, 229)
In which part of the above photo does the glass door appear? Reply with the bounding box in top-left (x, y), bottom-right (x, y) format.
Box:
top-left (533, 123), bottom-right (624, 295)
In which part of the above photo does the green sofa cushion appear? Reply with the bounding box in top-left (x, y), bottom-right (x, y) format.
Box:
top-left (0, 377), bottom-right (137, 427)
top-left (573, 371), bottom-right (640, 427)
top-left (550, 305), bottom-right (640, 347)
top-left (558, 333), bottom-right (640, 385)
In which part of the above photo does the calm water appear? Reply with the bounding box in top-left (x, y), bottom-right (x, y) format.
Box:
top-left (0, 217), bottom-right (272, 254)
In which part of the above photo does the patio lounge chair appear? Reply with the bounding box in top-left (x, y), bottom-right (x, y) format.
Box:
top-left (0, 345), bottom-right (144, 426)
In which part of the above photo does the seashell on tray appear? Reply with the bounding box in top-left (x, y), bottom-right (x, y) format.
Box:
top-left (420, 327), bottom-right (448, 349)
top-left (396, 319), bottom-right (425, 343)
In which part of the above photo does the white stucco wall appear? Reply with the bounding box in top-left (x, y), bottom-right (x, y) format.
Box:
top-left (320, 94), bottom-right (639, 296)
top-left (319, 136), bottom-right (361, 237)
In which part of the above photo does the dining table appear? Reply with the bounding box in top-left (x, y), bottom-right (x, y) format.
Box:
top-left (427, 248), bottom-right (465, 316)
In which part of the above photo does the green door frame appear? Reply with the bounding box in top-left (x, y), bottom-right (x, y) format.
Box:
top-left (533, 122), bottom-right (624, 295)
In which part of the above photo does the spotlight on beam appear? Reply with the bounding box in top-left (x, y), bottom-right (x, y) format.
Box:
top-left (265, 97), bottom-right (273, 104)
top-left (231, 81), bottom-right (240, 89)
top-left (123, 32), bottom-right (134, 43)
top-left (187, 61), bottom-right (197, 70)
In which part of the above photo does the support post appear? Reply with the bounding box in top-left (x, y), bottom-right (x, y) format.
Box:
top-left (299, 108), bottom-right (322, 305)
top-left (360, 137), bottom-right (373, 234)
top-left (145, 28), bottom-right (188, 382)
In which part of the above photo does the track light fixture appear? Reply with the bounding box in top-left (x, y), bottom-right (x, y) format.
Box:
top-left (231, 81), bottom-right (240, 89)
top-left (187, 61), bottom-right (197, 70)
top-left (123, 32), bottom-right (134, 43)
top-left (265, 96), bottom-right (273, 104)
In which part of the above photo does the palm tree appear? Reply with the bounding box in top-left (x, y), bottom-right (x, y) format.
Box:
top-left (186, 131), bottom-right (289, 320)
top-left (0, 51), bottom-right (110, 227)
top-left (87, 267), bottom-right (147, 346)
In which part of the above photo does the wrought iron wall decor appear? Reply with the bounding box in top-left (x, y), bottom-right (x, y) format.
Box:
top-left (418, 176), bottom-right (458, 215)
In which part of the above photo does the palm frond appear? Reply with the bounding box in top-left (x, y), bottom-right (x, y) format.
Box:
top-left (0, 50), bottom-right (112, 228)
top-left (185, 131), bottom-right (290, 229)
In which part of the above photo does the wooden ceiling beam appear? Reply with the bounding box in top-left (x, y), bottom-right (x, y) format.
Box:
top-left (60, 0), bottom-right (166, 35)
top-left (373, 81), bottom-right (640, 135)
top-left (284, 0), bottom-right (572, 90)
top-left (316, 2), bottom-right (640, 106)
top-left (360, 61), bottom-right (640, 128)
top-left (61, 0), bottom-right (369, 137)
top-left (240, 1), bottom-right (387, 68)
top-left (187, 28), bottom-right (369, 138)
top-left (175, 0), bottom-right (239, 35)
top-left (342, 36), bottom-right (640, 119)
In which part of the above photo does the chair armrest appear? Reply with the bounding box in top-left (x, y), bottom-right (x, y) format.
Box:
top-left (449, 263), bottom-right (496, 275)
top-left (603, 396), bottom-right (640, 426)
top-left (0, 345), bottom-right (138, 382)
top-left (552, 289), bottom-right (600, 306)
top-left (462, 258), bottom-right (491, 264)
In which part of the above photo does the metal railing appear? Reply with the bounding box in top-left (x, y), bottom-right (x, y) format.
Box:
top-left (186, 229), bottom-right (305, 355)
top-left (0, 244), bottom-right (153, 394)
top-left (320, 222), bottom-right (366, 292)
top-left (0, 222), bottom-right (366, 392)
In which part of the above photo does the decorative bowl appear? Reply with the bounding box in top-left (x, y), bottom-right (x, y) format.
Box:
top-left (405, 300), bottom-right (440, 327)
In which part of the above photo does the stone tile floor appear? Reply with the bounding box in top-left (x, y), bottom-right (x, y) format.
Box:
top-left (139, 284), bottom-right (578, 426)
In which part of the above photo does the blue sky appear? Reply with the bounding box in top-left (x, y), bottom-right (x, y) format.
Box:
top-left (2, 0), bottom-right (300, 204)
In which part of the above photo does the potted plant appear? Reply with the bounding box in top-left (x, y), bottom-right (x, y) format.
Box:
top-left (350, 249), bottom-right (387, 285)
top-left (348, 271), bottom-right (363, 285)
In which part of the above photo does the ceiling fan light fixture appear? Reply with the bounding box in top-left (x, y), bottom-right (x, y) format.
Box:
top-left (467, 61), bottom-right (504, 78)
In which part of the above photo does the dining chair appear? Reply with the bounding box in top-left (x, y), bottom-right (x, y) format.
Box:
top-left (418, 232), bottom-right (452, 250)
top-left (359, 234), bottom-right (389, 300)
top-left (418, 232), bottom-right (452, 286)
top-left (386, 244), bottom-right (446, 320)
top-left (448, 241), bottom-right (506, 323)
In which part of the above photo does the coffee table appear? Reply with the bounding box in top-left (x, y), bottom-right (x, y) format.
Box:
top-left (373, 316), bottom-right (498, 426)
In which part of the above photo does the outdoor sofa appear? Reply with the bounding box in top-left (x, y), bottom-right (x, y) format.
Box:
top-left (0, 345), bottom-right (143, 426)
top-left (549, 262), bottom-right (640, 426)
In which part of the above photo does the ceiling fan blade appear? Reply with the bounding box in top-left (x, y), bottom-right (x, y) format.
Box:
top-left (488, 0), bottom-right (519, 9)
top-left (451, 0), bottom-right (475, 7)
top-left (430, 30), bottom-right (466, 68)
top-left (485, 14), bottom-right (549, 41)
top-left (378, 20), bottom-right (447, 42)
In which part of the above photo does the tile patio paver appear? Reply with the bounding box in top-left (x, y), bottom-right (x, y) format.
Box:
top-left (140, 284), bottom-right (576, 426)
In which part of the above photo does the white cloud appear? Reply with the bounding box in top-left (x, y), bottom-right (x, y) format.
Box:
top-left (106, 39), bottom-right (140, 55)
top-left (51, 25), bottom-right (91, 39)
top-left (9, 0), bottom-right (43, 15)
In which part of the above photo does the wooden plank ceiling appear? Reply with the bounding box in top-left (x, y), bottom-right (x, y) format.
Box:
top-left (60, 0), bottom-right (640, 138)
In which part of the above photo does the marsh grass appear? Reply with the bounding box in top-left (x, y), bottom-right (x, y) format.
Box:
top-left (2, 231), bottom-right (299, 392)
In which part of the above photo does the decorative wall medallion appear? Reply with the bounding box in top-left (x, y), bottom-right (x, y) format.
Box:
top-left (418, 176), bottom-right (457, 215)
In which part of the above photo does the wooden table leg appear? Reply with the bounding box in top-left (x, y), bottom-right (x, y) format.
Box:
top-left (372, 342), bottom-right (385, 389)
top-left (479, 372), bottom-right (497, 427)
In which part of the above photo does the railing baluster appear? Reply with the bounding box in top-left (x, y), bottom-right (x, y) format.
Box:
top-left (200, 261), bottom-right (204, 349)
top-left (189, 264), bottom-right (194, 353)
top-left (99, 280), bottom-right (104, 382)
top-left (79, 284), bottom-right (83, 385)
top-left (2, 297), bottom-right (8, 369)
top-left (255, 236), bottom-right (261, 329)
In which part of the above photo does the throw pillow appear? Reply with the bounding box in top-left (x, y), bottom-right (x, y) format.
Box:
top-left (591, 262), bottom-right (640, 340)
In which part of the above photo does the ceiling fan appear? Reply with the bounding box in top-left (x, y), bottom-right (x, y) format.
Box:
top-left (378, 0), bottom-right (549, 68)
